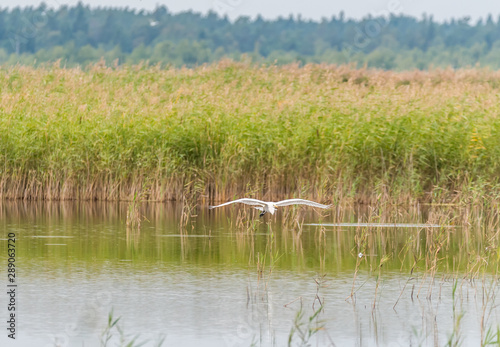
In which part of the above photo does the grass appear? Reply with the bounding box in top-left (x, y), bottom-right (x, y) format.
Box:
top-left (288, 302), bottom-right (325, 347)
top-left (2, 61), bottom-right (500, 203)
top-left (100, 310), bottom-right (165, 347)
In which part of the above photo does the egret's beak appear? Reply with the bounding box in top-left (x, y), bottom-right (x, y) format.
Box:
top-left (274, 204), bottom-right (278, 209)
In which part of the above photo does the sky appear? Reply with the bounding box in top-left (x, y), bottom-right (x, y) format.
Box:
top-left (6, 0), bottom-right (500, 23)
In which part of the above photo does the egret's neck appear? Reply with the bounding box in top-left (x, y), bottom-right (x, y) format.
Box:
top-left (267, 203), bottom-right (276, 215)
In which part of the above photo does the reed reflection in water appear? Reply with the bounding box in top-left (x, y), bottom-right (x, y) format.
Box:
top-left (0, 201), bottom-right (499, 346)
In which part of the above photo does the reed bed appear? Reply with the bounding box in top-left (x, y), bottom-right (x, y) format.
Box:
top-left (2, 61), bottom-right (500, 203)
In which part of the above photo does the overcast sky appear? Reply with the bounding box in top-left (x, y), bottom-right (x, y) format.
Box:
top-left (6, 0), bottom-right (500, 23)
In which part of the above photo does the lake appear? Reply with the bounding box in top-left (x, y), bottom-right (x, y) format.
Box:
top-left (0, 200), bottom-right (499, 346)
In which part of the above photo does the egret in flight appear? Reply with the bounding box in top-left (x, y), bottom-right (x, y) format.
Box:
top-left (209, 198), bottom-right (331, 217)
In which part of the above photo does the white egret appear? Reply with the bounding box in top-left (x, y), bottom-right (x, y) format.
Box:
top-left (209, 198), bottom-right (331, 217)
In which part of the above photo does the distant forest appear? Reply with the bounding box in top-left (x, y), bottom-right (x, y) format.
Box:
top-left (2, 2), bottom-right (500, 69)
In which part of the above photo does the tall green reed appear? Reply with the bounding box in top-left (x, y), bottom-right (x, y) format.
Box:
top-left (2, 62), bottom-right (500, 203)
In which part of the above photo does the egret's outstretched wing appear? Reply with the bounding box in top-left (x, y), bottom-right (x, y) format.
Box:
top-left (209, 198), bottom-right (266, 209)
top-left (274, 199), bottom-right (331, 209)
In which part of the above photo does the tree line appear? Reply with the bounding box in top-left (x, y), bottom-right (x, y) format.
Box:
top-left (1, 2), bottom-right (500, 69)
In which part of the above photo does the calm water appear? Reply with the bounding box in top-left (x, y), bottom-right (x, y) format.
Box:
top-left (0, 201), bottom-right (499, 346)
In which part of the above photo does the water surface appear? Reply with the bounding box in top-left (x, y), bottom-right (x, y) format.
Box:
top-left (0, 201), bottom-right (498, 346)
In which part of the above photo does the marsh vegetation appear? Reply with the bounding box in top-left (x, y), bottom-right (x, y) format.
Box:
top-left (2, 63), bottom-right (500, 205)
top-left (2, 62), bottom-right (500, 345)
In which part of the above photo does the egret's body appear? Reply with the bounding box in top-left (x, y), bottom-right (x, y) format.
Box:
top-left (209, 198), bottom-right (331, 217)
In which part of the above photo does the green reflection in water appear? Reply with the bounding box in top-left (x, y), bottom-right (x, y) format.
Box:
top-left (1, 201), bottom-right (500, 346)
top-left (1, 201), bottom-right (499, 276)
